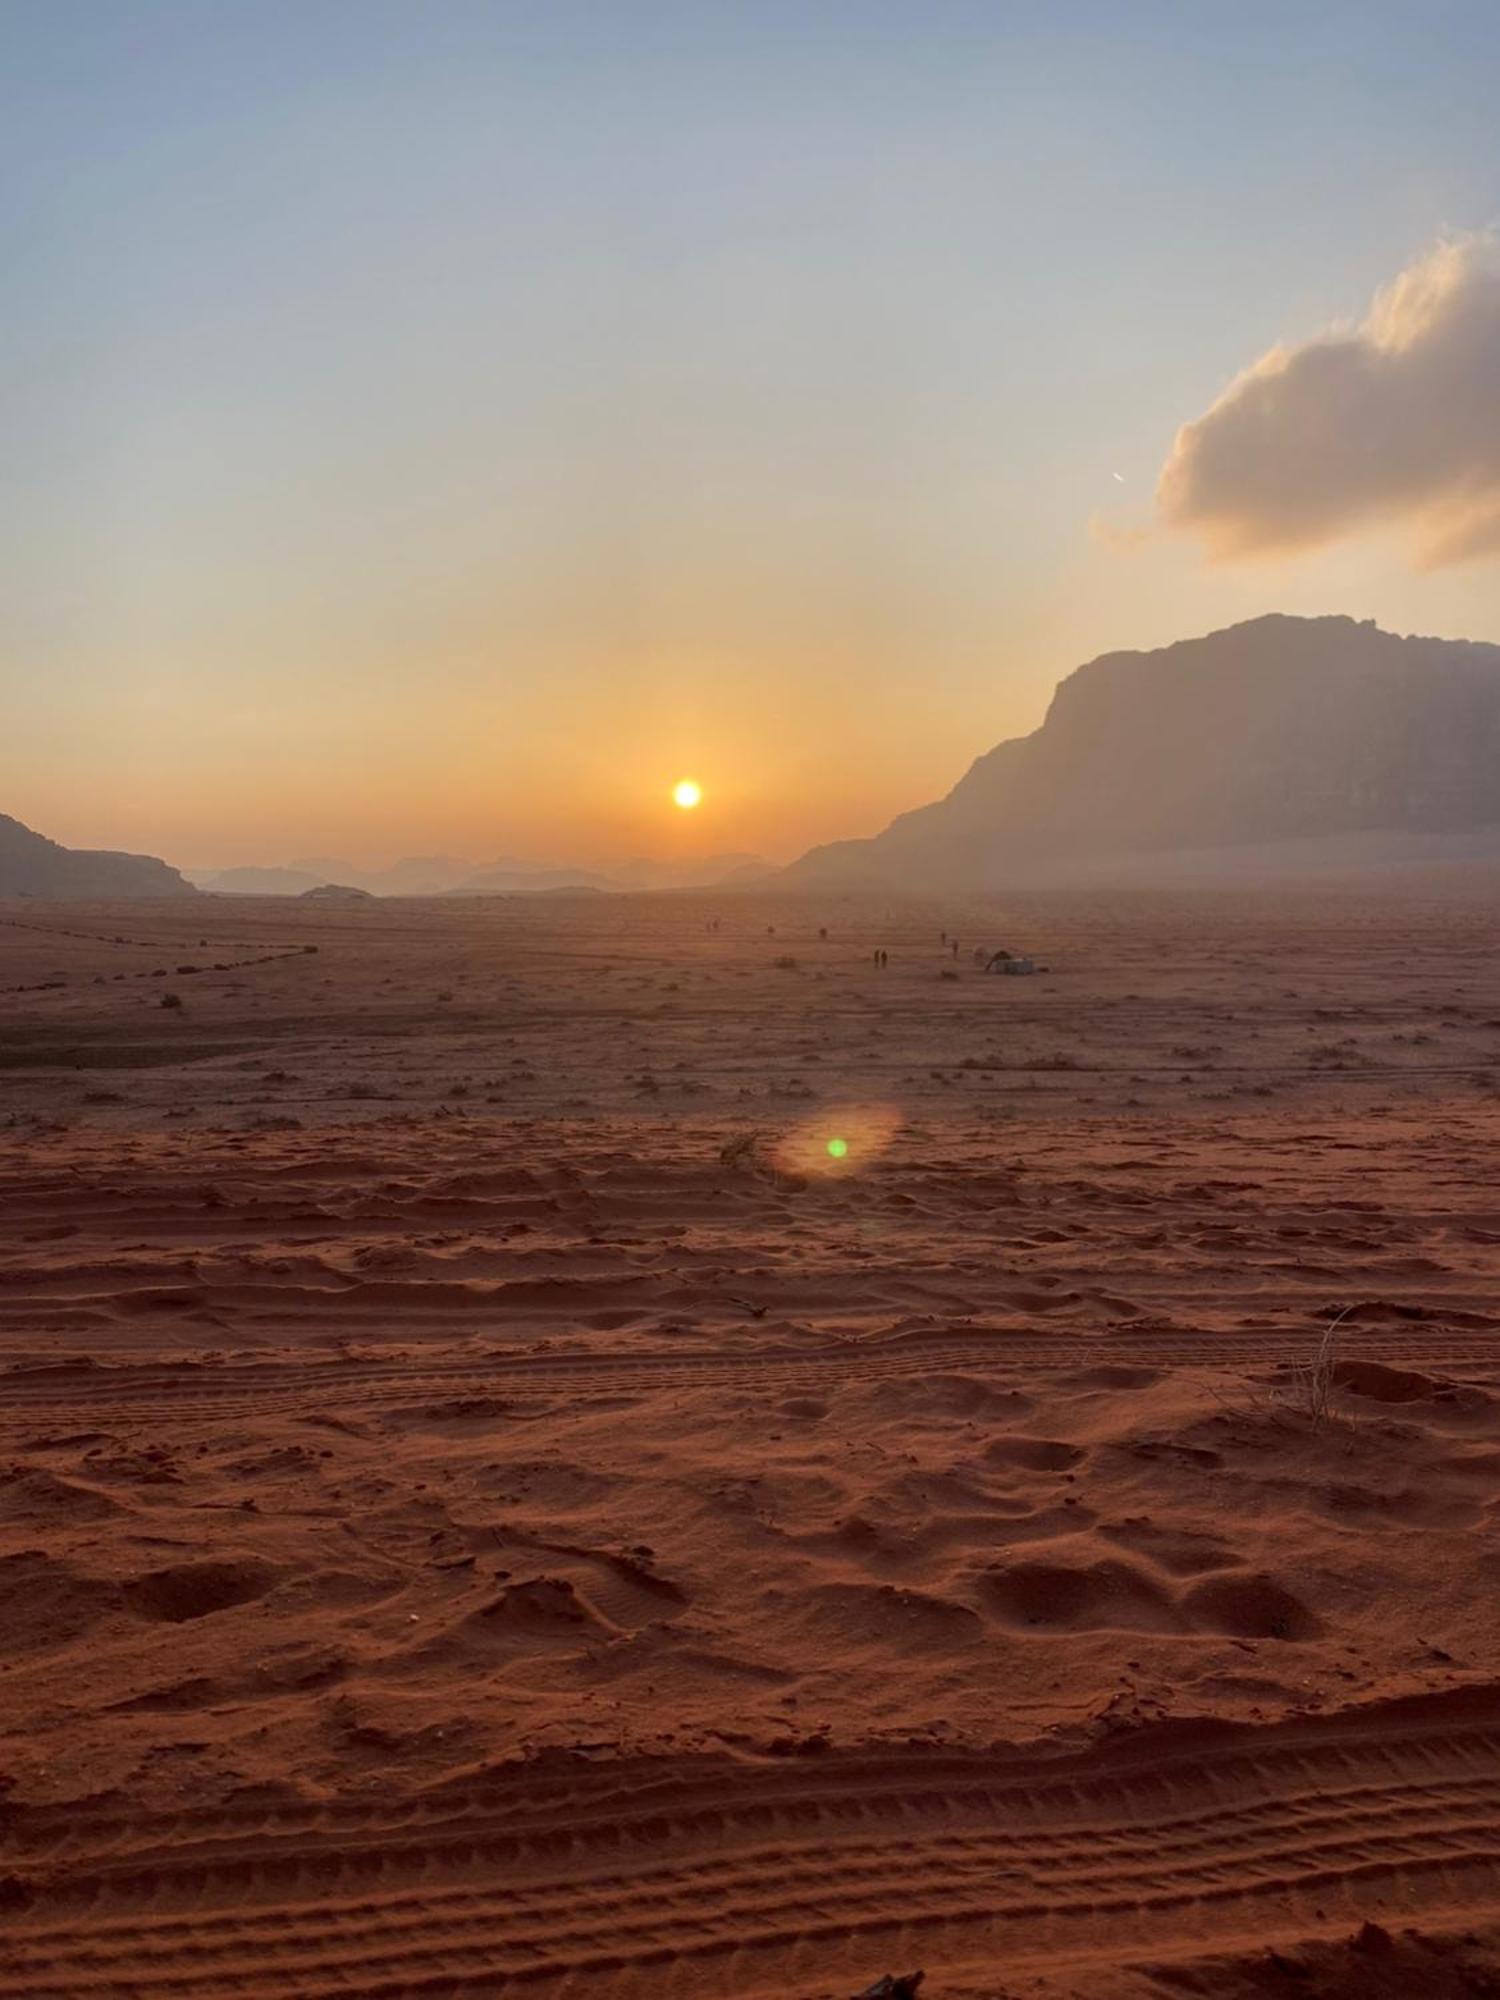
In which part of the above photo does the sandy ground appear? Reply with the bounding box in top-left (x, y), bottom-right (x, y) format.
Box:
top-left (4, 884), bottom-right (1500, 1997)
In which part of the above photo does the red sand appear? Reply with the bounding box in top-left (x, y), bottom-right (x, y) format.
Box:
top-left (3, 885), bottom-right (1500, 1997)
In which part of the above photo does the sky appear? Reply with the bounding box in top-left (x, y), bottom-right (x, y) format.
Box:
top-left (5, 0), bottom-right (1500, 868)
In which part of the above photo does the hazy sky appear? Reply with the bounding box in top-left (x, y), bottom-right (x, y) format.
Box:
top-left (6, 1), bottom-right (1500, 866)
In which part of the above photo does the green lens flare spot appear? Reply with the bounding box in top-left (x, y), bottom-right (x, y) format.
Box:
top-left (826, 1136), bottom-right (849, 1159)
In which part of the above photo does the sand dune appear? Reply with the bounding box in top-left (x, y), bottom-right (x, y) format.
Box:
top-left (3, 887), bottom-right (1500, 1994)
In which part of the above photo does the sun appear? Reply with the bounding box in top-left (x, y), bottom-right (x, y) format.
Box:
top-left (672, 779), bottom-right (702, 810)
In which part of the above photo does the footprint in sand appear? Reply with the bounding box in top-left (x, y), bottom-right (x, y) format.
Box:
top-left (981, 1558), bottom-right (1182, 1632)
top-left (982, 1435), bottom-right (1086, 1474)
top-left (1098, 1519), bottom-right (1245, 1576)
top-left (1181, 1573), bottom-right (1322, 1641)
top-left (124, 1560), bottom-right (278, 1624)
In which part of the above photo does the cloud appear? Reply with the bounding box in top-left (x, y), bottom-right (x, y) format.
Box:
top-left (1157, 234), bottom-right (1500, 568)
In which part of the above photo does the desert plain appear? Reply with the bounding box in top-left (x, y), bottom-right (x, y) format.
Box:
top-left (4, 884), bottom-right (1500, 1997)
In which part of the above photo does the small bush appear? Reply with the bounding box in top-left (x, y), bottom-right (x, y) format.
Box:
top-left (772, 955), bottom-right (799, 970)
top-left (1283, 1306), bottom-right (1357, 1426)
top-left (159, 992), bottom-right (183, 1010)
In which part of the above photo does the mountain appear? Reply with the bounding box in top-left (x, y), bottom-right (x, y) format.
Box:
top-left (605, 853), bottom-right (775, 890)
top-left (196, 850), bottom-right (774, 897)
top-left (360, 856), bottom-right (477, 895)
top-left (300, 883), bottom-right (374, 903)
top-left (453, 863), bottom-right (617, 894)
top-left (195, 858), bottom-right (476, 895)
top-left (0, 814), bottom-right (195, 900)
top-left (194, 866), bottom-right (327, 895)
top-left (788, 615), bottom-right (1500, 887)
top-left (451, 853), bottom-right (775, 895)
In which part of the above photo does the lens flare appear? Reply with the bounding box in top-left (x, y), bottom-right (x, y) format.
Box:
top-left (672, 780), bottom-right (702, 809)
top-left (771, 1102), bottom-right (902, 1180)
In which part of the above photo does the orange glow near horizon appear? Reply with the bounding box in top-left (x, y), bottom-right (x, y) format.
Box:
top-left (17, 13), bottom-right (1500, 886)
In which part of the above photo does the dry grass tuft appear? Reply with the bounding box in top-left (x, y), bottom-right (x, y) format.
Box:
top-left (1281, 1304), bottom-right (1358, 1427)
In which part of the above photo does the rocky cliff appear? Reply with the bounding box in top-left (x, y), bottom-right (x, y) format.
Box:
top-left (0, 815), bottom-right (195, 899)
top-left (789, 616), bottom-right (1500, 885)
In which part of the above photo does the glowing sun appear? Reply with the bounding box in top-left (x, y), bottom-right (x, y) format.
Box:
top-left (672, 779), bottom-right (702, 810)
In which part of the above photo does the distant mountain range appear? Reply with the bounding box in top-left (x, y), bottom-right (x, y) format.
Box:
top-left (16, 615), bottom-right (1500, 903)
top-left (0, 814), bottom-right (194, 899)
top-left (788, 615), bottom-right (1500, 887)
top-left (187, 851), bottom-right (773, 897)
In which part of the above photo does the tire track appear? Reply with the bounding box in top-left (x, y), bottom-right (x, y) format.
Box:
top-left (2, 1324), bottom-right (1499, 1431)
top-left (5, 1688), bottom-right (1500, 1997)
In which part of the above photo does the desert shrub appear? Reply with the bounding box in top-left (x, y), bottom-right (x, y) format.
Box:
top-left (1283, 1306), bottom-right (1357, 1426)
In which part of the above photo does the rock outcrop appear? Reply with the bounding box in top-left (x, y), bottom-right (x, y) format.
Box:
top-left (0, 814), bottom-right (195, 900)
top-left (789, 616), bottom-right (1500, 885)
